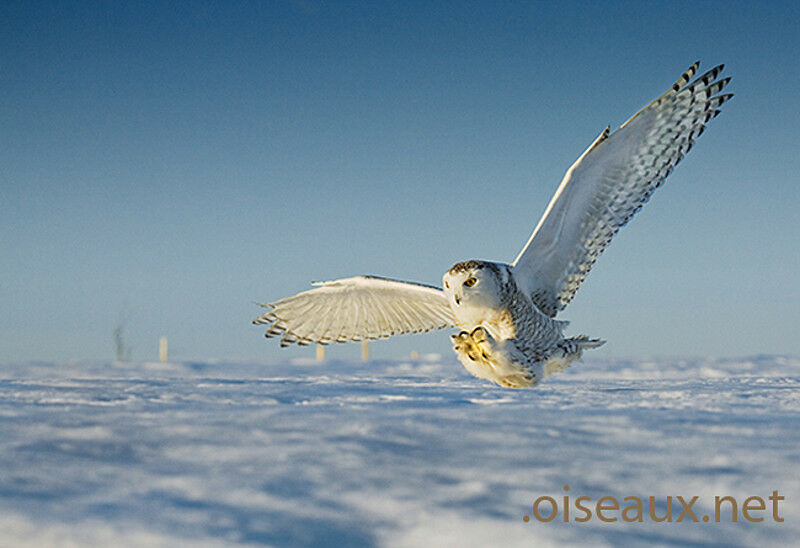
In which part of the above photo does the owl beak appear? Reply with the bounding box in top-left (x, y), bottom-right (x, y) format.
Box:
top-left (454, 296), bottom-right (461, 306)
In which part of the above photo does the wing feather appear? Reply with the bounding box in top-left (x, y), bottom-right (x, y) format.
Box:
top-left (253, 275), bottom-right (455, 346)
top-left (512, 62), bottom-right (732, 317)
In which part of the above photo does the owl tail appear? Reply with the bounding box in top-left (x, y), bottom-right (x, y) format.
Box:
top-left (544, 336), bottom-right (604, 378)
top-left (574, 336), bottom-right (605, 350)
top-left (560, 335), bottom-right (605, 354)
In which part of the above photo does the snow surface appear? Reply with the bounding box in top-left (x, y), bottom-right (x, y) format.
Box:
top-left (1, 355), bottom-right (798, 547)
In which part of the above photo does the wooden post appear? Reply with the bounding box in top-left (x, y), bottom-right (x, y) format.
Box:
top-left (316, 344), bottom-right (325, 362)
top-left (361, 340), bottom-right (370, 362)
top-left (410, 351), bottom-right (419, 361)
top-left (159, 337), bottom-right (168, 362)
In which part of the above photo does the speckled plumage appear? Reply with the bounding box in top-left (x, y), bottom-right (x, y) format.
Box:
top-left (443, 260), bottom-right (603, 387)
top-left (514, 62), bottom-right (732, 318)
top-left (254, 61), bottom-right (732, 388)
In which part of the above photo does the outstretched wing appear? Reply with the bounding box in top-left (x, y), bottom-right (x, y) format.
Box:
top-left (253, 275), bottom-right (455, 346)
top-left (512, 61), bottom-right (732, 317)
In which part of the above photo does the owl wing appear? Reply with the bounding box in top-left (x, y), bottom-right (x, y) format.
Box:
top-left (512, 62), bottom-right (732, 317)
top-left (253, 275), bottom-right (455, 346)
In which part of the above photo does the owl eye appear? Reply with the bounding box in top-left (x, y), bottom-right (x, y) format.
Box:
top-left (464, 277), bottom-right (477, 288)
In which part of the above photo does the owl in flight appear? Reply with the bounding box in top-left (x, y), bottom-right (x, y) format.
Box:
top-left (254, 62), bottom-right (732, 388)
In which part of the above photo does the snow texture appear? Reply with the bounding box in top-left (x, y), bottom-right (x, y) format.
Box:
top-left (1, 355), bottom-right (798, 547)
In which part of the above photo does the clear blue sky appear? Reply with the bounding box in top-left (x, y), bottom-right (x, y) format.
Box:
top-left (2, 1), bottom-right (798, 363)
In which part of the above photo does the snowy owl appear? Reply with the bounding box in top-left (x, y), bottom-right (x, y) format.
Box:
top-left (254, 62), bottom-right (732, 388)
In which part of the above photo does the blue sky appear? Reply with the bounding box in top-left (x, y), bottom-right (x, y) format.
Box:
top-left (2, 1), bottom-right (798, 363)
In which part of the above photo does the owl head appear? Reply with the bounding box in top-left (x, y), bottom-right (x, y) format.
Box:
top-left (442, 260), bottom-right (505, 317)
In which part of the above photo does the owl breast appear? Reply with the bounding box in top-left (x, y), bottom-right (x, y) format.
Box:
top-left (443, 260), bottom-right (521, 341)
top-left (451, 300), bottom-right (517, 341)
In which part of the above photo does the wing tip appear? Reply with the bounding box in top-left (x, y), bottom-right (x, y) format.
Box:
top-left (673, 60), bottom-right (701, 91)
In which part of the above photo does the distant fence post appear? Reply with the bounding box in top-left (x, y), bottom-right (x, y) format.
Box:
top-left (316, 344), bottom-right (325, 362)
top-left (361, 340), bottom-right (369, 362)
top-left (159, 337), bottom-right (168, 362)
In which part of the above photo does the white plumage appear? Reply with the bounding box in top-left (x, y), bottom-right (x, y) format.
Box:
top-left (255, 276), bottom-right (454, 346)
top-left (254, 61), bottom-right (732, 388)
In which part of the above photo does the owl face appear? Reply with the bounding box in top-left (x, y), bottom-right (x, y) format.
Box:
top-left (442, 261), bottom-right (503, 325)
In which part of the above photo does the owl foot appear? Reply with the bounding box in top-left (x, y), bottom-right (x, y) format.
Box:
top-left (451, 328), bottom-right (494, 362)
top-left (470, 326), bottom-right (489, 344)
top-left (451, 331), bottom-right (484, 362)
top-left (470, 327), bottom-right (495, 359)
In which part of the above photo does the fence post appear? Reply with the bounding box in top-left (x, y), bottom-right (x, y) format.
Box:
top-left (361, 340), bottom-right (369, 362)
top-left (159, 337), bottom-right (168, 362)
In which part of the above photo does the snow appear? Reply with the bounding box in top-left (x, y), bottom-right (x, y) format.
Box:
top-left (1, 355), bottom-right (798, 547)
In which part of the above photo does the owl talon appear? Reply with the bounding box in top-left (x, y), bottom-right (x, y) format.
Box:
top-left (470, 326), bottom-right (488, 343)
